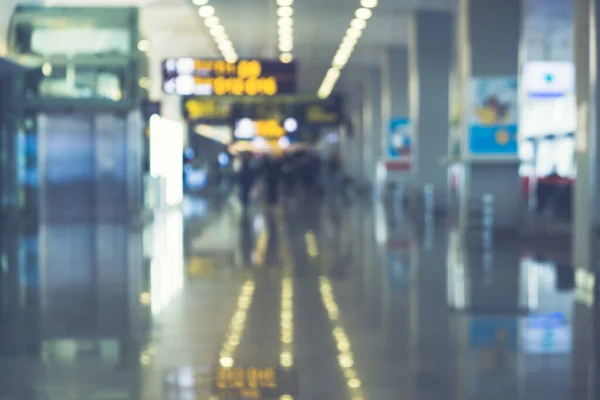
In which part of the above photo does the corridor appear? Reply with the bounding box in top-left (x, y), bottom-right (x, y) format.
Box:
top-left (0, 197), bottom-right (595, 400)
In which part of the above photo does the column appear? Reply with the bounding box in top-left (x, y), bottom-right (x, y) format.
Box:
top-left (363, 68), bottom-right (383, 184)
top-left (573, 0), bottom-right (600, 273)
top-left (381, 47), bottom-right (410, 179)
top-left (409, 11), bottom-right (453, 210)
top-left (456, 0), bottom-right (522, 231)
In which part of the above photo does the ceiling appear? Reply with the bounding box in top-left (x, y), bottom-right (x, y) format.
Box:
top-left (1, 0), bottom-right (456, 98)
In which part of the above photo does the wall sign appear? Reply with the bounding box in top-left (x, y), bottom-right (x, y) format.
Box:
top-left (162, 58), bottom-right (297, 96)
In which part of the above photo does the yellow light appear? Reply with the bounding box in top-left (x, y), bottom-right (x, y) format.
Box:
top-left (347, 378), bottom-right (362, 389)
top-left (279, 42), bottom-right (293, 52)
top-left (279, 26), bottom-right (293, 36)
top-left (193, 0), bottom-right (208, 4)
top-left (361, 0), bottom-right (377, 7)
top-left (137, 39), bottom-right (149, 52)
top-left (140, 291), bottom-right (151, 305)
top-left (278, 17), bottom-right (293, 27)
top-left (220, 356), bottom-right (234, 367)
top-left (276, 0), bottom-right (293, 5)
top-left (355, 8), bottom-right (372, 19)
top-left (198, 5), bottom-right (215, 17)
top-left (277, 6), bottom-right (293, 17)
top-left (280, 52), bottom-right (293, 63)
top-left (333, 55), bottom-right (348, 68)
top-left (205, 16), bottom-right (220, 27)
top-left (210, 25), bottom-right (226, 37)
top-left (351, 18), bottom-right (367, 29)
top-left (41, 62), bottom-right (52, 76)
top-left (346, 27), bottom-right (362, 39)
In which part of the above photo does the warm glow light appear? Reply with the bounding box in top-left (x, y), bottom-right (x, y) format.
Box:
top-left (361, 0), bottom-right (377, 7)
top-left (205, 16), bottom-right (220, 27)
top-left (198, 5), bottom-right (215, 17)
top-left (277, 6), bottom-right (293, 17)
top-left (350, 18), bottom-right (367, 29)
top-left (355, 7), bottom-right (372, 19)
top-left (210, 25), bottom-right (225, 36)
top-left (198, 5), bottom-right (237, 61)
top-left (137, 39), bottom-right (149, 52)
top-left (280, 52), bottom-right (293, 63)
top-left (278, 17), bottom-right (293, 27)
top-left (316, 0), bottom-right (377, 97)
top-left (346, 27), bottom-right (362, 39)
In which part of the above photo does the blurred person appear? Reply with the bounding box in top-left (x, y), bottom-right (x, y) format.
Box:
top-left (238, 155), bottom-right (254, 209)
top-left (263, 155), bottom-right (281, 207)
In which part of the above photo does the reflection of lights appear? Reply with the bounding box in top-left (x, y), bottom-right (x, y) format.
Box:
top-left (150, 210), bottom-right (184, 315)
top-left (253, 136), bottom-right (268, 149)
top-left (280, 277), bottom-right (294, 367)
top-left (218, 280), bottom-right (256, 367)
top-left (305, 231), bottom-right (319, 258)
top-left (318, 277), bottom-right (364, 398)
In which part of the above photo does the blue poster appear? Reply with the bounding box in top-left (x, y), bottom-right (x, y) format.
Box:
top-left (469, 77), bottom-right (518, 155)
top-left (388, 117), bottom-right (410, 159)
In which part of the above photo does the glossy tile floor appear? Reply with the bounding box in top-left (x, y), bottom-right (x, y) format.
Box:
top-left (0, 195), bottom-right (598, 399)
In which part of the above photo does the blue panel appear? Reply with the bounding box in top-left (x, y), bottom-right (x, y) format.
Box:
top-left (469, 124), bottom-right (518, 154)
top-left (387, 117), bottom-right (410, 159)
top-left (469, 317), bottom-right (518, 350)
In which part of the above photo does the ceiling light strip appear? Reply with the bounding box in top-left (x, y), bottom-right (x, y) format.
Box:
top-left (276, 0), bottom-right (294, 63)
top-left (194, 0), bottom-right (239, 62)
top-left (317, 0), bottom-right (378, 98)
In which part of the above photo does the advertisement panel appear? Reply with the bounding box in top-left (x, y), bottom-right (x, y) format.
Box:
top-left (386, 117), bottom-right (411, 170)
top-left (469, 77), bottom-right (518, 155)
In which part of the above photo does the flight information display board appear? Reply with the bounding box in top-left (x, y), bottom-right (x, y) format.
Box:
top-left (162, 58), bottom-right (297, 96)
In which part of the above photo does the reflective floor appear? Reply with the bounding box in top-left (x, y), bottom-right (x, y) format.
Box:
top-left (0, 195), bottom-right (598, 399)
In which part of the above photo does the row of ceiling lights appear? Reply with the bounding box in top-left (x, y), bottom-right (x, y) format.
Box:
top-left (193, 0), bottom-right (238, 63)
top-left (317, 0), bottom-right (378, 99)
top-left (276, 0), bottom-right (294, 64)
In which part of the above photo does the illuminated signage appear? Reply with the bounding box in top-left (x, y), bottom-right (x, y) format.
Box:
top-left (184, 98), bottom-right (232, 121)
top-left (306, 104), bottom-right (339, 124)
top-left (162, 58), bottom-right (297, 96)
top-left (212, 366), bottom-right (297, 398)
top-left (234, 119), bottom-right (286, 140)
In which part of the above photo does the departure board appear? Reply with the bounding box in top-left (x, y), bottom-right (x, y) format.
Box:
top-left (162, 58), bottom-right (297, 96)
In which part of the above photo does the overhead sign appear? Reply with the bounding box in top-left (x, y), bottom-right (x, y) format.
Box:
top-left (184, 98), bottom-right (232, 122)
top-left (162, 58), bottom-right (297, 96)
top-left (182, 94), bottom-right (343, 127)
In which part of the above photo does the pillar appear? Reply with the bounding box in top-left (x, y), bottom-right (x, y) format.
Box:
top-left (573, 0), bottom-right (600, 273)
top-left (362, 68), bottom-right (382, 182)
top-left (456, 0), bottom-right (522, 231)
top-left (409, 11), bottom-right (453, 210)
top-left (381, 47), bottom-right (410, 180)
